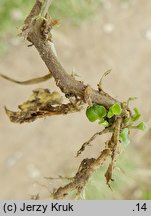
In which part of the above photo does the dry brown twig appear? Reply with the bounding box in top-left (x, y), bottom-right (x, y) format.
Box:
top-left (0, 73), bottom-right (52, 85)
top-left (52, 149), bottom-right (111, 199)
top-left (1, 0), bottom-right (132, 199)
top-left (76, 127), bottom-right (112, 157)
top-left (50, 116), bottom-right (124, 199)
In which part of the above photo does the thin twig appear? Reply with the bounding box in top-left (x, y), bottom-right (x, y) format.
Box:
top-left (0, 73), bottom-right (51, 85)
top-left (45, 176), bottom-right (73, 181)
top-left (41, 0), bottom-right (53, 17)
top-left (98, 69), bottom-right (111, 91)
top-left (77, 127), bottom-right (112, 157)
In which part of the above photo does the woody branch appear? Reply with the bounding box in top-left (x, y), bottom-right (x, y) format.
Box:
top-left (22, 0), bottom-right (118, 108)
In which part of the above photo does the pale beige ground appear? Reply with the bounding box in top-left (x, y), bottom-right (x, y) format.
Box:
top-left (0, 0), bottom-right (151, 199)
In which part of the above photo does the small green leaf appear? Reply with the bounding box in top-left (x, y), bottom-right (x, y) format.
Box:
top-left (98, 119), bottom-right (109, 127)
top-left (120, 128), bottom-right (130, 146)
top-left (107, 109), bottom-right (114, 118)
top-left (107, 103), bottom-right (122, 118)
top-left (131, 108), bottom-right (141, 121)
top-left (93, 105), bottom-right (107, 118)
top-left (111, 103), bottom-right (122, 115)
top-left (86, 107), bottom-right (98, 122)
top-left (86, 104), bottom-right (107, 122)
top-left (136, 122), bottom-right (146, 131)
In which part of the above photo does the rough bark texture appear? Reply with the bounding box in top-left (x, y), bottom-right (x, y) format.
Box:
top-left (22, 0), bottom-right (118, 108)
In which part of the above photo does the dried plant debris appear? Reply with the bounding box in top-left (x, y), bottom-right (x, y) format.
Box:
top-left (5, 88), bottom-right (65, 123)
top-left (20, 88), bottom-right (63, 109)
top-left (76, 127), bottom-right (112, 157)
top-left (5, 88), bottom-right (83, 123)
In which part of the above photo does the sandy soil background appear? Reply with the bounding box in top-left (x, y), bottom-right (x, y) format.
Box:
top-left (0, 0), bottom-right (151, 199)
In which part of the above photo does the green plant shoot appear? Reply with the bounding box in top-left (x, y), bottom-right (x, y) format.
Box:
top-left (120, 128), bottom-right (130, 146)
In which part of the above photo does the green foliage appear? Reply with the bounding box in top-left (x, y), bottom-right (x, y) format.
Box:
top-left (93, 104), bottom-right (107, 118)
top-left (86, 103), bottom-right (122, 127)
top-left (124, 109), bottom-right (140, 125)
top-left (136, 122), bottom-right (146, 131)
top-left (111, 103), bottom-right (122, 115)
top-left (86, 106), bottom-right (100, 122)
top-left (131, 108), bottom-right (141, 121)
top-left (86, 101), bottom-right (146, 147)
top-left (120, 128), bottom-right (130, 146)
top-left (120, 106), bottom-right (146, 146)
top-left (107, 103), bottom-right (122, 118)
top-left (107, 109), bottom-right (114, 118)
top-left (124, 107), bottom-right (146, 131)
top-left (86, 104), bottom-right (107, 122)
